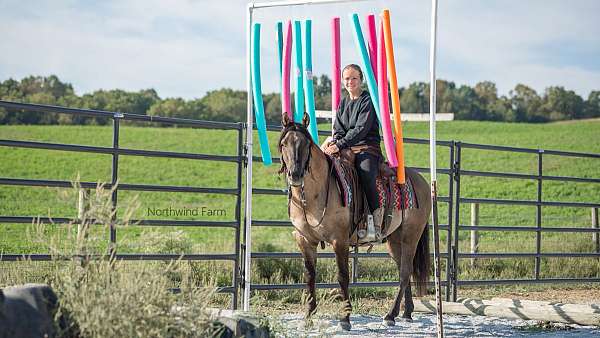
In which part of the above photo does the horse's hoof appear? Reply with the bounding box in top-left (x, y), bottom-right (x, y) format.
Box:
top-left (339, 321), bottom-right (352, 331)
top-left (383, 318), bottom-right (395, 326)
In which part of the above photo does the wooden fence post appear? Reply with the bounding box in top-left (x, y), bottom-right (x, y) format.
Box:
top-left (470, 203), bottom-right (479, 267)
top-left (77, 188), bottom-right (90, 245)
top-left (593, 207), bottom-right (599, 253)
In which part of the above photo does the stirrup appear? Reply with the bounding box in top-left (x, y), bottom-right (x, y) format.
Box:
top-left (363, 214), bottom-right (377, 242)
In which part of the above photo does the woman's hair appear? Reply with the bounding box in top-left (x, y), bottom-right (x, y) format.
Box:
top-left (342, 64), bottom-right (363, 82)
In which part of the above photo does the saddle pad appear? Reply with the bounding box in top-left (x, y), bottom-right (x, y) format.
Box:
top-left (376, 176), bottom-right (418, 210)
top-left (330, 156), bottom-right (352, 207)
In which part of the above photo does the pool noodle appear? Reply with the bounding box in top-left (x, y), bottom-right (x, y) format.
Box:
top-left (382, 9), bottom-right (406, 183)
top-left (250, 23), bottom-right (272, 166)
top-left (331, 17), bottom-right (341, 133)
top-left (281, 20), bottom-right (292, 120)
top-left (377, 21), bottom-right (398, 167)
top-left (293, 20), bottom-right (304, 123)
top-left (303, 20), bottom-right (319, 143)
top-left (349, 13), bottom-right (380, 121)
top-left (366, 14), bottom-right (378, 81)
top-left (277, 22), bottom-right (283, 77)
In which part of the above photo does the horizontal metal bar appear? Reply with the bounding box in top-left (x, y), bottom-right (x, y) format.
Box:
top-left (457, 278), bottom-right (600, 286)
top-left (0, 139), bottom-right (240, 162)
top-left (252, 188), bottom-right (288, 195)
top-left (542, 174), bottom-right (600, 184)
top-left (0, 178), bottom-right (238, 195)
top-left (250, 280), bottom-right (449, 290)
top-left (543, 149), bottom-right (600, 159)
top-left (0, 216), bottom-right (238, 228)
top-left (0, 253), bottom-right (237, 261)
top-left (0, 100), bottom-right (241, 129)
top-left (458, 252), bottom-right (600, 258)
top-left (458, 225), bottom-right (600, 233)
top-left (250, 0), bottom-right (368, 10)
top-left (459, 142), bottom-right (540, 154)
top-left (251, 220), bottom-right (292, 227)
top-left (251, 251), bottom-right (450, 259)
top-left (460, 197), bottom-right (600, 208)
top-left (459, 169), bottom-right (600, 184)
top-left (459, 170), bottom-right (538, 180)
top-left (170, 286), bottom-right (235, 294)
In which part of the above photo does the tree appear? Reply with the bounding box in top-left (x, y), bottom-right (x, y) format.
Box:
top-left (584, 91), bottom-right (600, 118)
top-left (200, 88), bottom-right (246, 122)
top-left (540, 86), bottom-right (585, 121)
top-left (509, 84), bottom-right (542, 122)
top-left (400, 82), bottom-right (428, 113)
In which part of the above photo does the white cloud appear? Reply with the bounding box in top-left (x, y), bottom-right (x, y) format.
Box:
top-left (0, 0), bottom-right (598, 100)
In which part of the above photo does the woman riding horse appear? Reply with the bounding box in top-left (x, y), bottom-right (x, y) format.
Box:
top-left (322, 64), bottom-right (383, 241)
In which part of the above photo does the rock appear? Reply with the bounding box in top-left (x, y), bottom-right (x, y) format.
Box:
top-left (0, 284), bottom-right (58, 338)
top-left (207, 308), bottom-right (270, 338)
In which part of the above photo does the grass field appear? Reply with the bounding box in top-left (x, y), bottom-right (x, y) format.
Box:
top-left (1, 119), bottom-right (599, 300)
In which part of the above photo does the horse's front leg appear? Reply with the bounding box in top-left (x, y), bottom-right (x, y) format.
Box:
top-left (294, 231), bottom-right (318, 318)
top-left (332, 239), bottom-right (352, 331)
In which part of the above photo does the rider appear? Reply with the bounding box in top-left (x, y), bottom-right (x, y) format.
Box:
top-left (323, 64), bottom-right (383, 241)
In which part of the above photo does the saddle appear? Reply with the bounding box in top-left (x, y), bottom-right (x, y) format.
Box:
top-left (329, 147), bottom-right (418, 246)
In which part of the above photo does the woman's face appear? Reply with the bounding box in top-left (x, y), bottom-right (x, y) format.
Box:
top-left (342, 68), bottom-right (362, 96)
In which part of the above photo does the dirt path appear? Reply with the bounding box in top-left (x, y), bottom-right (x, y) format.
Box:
top-left (277, 313), bottom-right (600, 337)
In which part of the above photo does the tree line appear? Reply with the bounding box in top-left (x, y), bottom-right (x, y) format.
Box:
top-left (0, 75), bottom-right (598, 125)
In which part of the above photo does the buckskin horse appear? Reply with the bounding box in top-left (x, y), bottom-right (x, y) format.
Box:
top-left (278, 114), bottom-right (431, 330)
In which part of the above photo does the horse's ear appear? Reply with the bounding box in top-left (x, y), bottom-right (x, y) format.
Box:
top-left (302, 112), bottom-right (310, 128)
top-left (282, 112), bottom-right (291, 127)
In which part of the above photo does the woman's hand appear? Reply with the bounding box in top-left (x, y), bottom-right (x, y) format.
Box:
top-left (324, 143), bottom-right (340, 156)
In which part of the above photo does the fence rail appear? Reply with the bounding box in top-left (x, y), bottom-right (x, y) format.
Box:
top-left (1, 100), bottom-right (599, 308)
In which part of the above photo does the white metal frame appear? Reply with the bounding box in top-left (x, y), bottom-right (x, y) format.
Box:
top-left (245, 4), bottom-right (443, 335)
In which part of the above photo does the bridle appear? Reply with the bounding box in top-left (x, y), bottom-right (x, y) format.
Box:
top-left (279, 124), bottom-right (334, 228)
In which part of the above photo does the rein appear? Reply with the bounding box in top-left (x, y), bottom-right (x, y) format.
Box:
top-left (295, 154), bottom-right (334, 228)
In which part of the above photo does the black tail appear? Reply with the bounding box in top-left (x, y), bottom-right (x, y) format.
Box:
top-left (412, 222), bottom-right (430, 296)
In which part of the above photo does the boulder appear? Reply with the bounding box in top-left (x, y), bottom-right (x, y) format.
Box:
top-left (0, 284), bottom-right (58, 338)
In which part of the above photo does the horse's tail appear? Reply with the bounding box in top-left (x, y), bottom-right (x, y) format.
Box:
top-left (412, 222), bottom-right (430, 296)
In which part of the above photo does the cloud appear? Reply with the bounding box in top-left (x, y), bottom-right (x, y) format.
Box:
top-left (0, 0), bottom-right (598, 100)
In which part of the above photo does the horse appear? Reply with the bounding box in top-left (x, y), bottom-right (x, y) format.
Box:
top-left (278, 113), bottom-right (432, 330)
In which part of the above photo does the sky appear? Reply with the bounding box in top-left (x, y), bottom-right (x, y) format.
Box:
top-left (1, 0), bottom-right (599, 101)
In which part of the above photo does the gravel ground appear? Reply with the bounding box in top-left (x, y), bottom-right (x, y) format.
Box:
top-left (278, 313), bottom-right (600, 337)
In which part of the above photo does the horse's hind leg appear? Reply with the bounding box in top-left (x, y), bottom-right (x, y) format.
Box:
top-left (295, 232), bottom-right (318, 318)
top-left (332, 239), bottom-right (352, 331)
top-left (384, 231), bottom-right (416, 325)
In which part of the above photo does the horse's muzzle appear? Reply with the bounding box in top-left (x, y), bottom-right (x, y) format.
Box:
top-left (287, 172), bottom-right (303, 187)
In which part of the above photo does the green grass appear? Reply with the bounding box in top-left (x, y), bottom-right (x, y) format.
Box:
top-left (1, 119), bottom-right (599, 296)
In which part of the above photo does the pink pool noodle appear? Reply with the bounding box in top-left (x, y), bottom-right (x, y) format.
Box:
top-left (377, 21), bottom-right (398, 167)
top-left (366, 14), bottom-right (378, 81)
top-left (331, 17), bottom-right (341, 131)
top-left (281, 20), bottom-right (293, 120)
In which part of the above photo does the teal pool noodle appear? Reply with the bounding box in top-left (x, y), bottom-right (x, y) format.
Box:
top-left (277, 22), bottom-right (283, 77)
top-left (349, 13), bottom-right (381, 122)
top-left (303, 20), bottom-right (318, 143)
top-left (293, 20), bottom-right (304, 123)
top-left (251, 23), bottom-right (272, 166)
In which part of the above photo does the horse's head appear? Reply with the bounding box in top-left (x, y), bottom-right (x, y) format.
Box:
top-left (278, 113), bottom-right (314, 187)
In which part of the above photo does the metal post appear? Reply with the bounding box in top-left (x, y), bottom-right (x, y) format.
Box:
top-left (535, 150), bottom-right (543, 279)
top-left (232, 126), bottom-right (244, 309)
top-left (452, 142), bottom-right (462, 302)
top-left (244, 3), bottom-right (254, 312)
top-left (592, 207), bottom-right (599, 253)
top-left (446, 142), bottom-right (454, 301)
top-left (352, 246), bottom-right (359, 283)
top-left (470, 203), bottom-right (479, 267)
top-left (429, 0), bottom-right (444, 335)
top-left (110, 115), bottom-right (121, 255)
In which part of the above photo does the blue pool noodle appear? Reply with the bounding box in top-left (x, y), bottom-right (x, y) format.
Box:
top-left (303, 20), bottom-right (318, 143)
top-left (293, 20), bottom-right (304, 123)
top-left (251, 23), bottom-right (272, 166)
top-left (349, 13), bottom-right (381, 122)
top-left (277, 22), bottom-right (283, 77)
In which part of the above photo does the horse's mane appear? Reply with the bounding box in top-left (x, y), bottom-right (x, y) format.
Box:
top-left (278, 121), bottom-right (315, 175)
